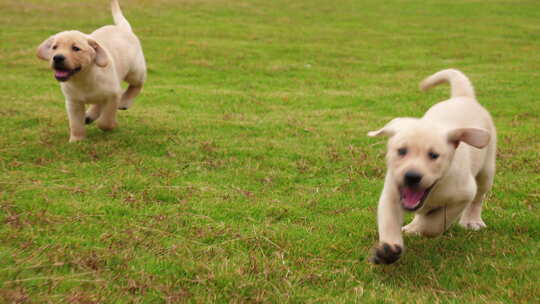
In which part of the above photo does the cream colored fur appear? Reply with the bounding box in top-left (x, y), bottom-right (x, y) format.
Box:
top-left (37, 0), bottom-right (146, 142)
top-left (368, 69), bottom-right (496, 264)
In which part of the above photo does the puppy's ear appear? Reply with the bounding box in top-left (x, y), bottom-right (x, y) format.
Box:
top-left (87, 38), bottom-right (109, 67)
top-left (37, 36), bottom-right (55, 61)
top-left (447, 127), bottom-right (490, 149)
top-left (368, 118), bottom-right (416, 137)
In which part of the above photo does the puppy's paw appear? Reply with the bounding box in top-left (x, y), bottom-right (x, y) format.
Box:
top-left (118, 100), bottom-right (132, 110)
top-left (69, 136), bottom-right (85, 143)
top-left (85, 116), bottom-right (95, 125)
top-left (369, 243), bottom-right (402, 265)
top-left (97, 121), bottom-right (118, 131)
top-left (402, 223), bottom-right (422, 235)
top-left (459, 218), bottom-right (486, 230)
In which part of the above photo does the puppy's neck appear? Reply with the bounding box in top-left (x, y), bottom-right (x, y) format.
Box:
top-left (59, 65), bottom-right (112, 102)
top-left (61, 65), bottom-right (100, 89)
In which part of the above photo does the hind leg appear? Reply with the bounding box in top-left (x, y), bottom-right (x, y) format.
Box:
top-left (118, 58), bottom-right (146, 110)
top-left (118, 84), bottom-right (142, 110)
top-left (459, 165), bottom-right (495, 230)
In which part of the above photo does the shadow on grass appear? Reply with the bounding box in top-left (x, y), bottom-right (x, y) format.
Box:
top-left (368, 228), bottom-right (491, 285)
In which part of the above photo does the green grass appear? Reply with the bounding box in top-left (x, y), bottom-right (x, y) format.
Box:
top-left (1, 0), bottom-right (539, 302)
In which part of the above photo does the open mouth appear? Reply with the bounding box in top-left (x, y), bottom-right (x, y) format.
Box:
top-left (54, 67), bottom-right (81, 82)
top-left (399, 183), bottom-right (436, 211)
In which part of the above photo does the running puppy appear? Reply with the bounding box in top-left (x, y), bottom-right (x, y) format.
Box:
top-left (37, 0), bottom-right (146, 142)
top-left (368, 69), bottom-right (496, 264)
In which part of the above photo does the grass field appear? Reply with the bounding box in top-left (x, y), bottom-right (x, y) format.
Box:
top-left (1, 0), bottom-right (539, 302)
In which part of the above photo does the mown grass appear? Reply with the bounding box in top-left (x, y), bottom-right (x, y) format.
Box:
top-left (0, 0), bottom-right (539, 302)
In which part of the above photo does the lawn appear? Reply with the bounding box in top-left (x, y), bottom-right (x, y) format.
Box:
top-left (0, 0), bottom-right (539, 302)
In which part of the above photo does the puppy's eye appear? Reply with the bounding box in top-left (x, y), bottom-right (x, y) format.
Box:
top-left (397, 148), bottom-right (407, 156)
top-left (52, 45), bottom-right (58, 50)
top-left (72, 46), bottom-right (81, 51)
top-left (428, 152), bottom-right (440, 160)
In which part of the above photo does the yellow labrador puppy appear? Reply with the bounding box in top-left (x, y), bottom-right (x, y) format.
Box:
top-left (368, 69), bottom-right (496, 264)
top-left (37, 0), bottom-right (146, 142)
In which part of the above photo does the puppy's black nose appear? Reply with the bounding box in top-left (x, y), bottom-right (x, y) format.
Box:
top-left (53, 55), bottom-right (65, 63)
top-left (404, 171), bottom-right (422, 186)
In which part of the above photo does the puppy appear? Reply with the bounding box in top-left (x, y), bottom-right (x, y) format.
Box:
top-left (37, 0), bottom-right (146, 142)
top-left (368, 69), bottom-right (496, 264)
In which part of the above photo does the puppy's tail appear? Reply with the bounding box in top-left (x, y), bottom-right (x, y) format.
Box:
top-left (111, 0), bottom-right (133, 32)
top-left (420, 69), bottom-right (475, 99)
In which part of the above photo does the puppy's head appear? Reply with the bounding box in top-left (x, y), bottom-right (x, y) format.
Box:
top-left (369, 118), bottom-right (490, 211)
top-left (37, 31), bottom-right (109, 82)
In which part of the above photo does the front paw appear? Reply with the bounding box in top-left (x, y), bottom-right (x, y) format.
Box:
top-left (69, 136), bottom-right (85, 143)
top-left (97, 121), bottom-right (118, 131)
top-left (402, 223), bottom-right (422, 235)
top-left (459, 218), bottom-right (486, 230)
top-left (369, 243), bottom-right (402, 265)
top-left (85, 116), bottom-right (95, 125)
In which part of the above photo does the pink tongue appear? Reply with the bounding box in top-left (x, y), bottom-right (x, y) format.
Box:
top-left (55, 70), bottom-right (69, 78)
top-left (402, 187), bottom-right (425, 208)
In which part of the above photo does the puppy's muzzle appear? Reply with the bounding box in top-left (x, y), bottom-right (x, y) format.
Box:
top-left (53, 54), bottom-right (66, 64)
top-left (404, 171), bottom-right (423, 187)
top-left (53, 55), bottom-right (67, 69)
top-left (400, 171), bottom-right (434, 211)
top-left (51, 55), bottom-right (81, 82)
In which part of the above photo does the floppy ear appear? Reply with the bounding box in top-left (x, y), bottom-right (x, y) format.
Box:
top-left (367, 118), bottom-right (416, 137)
top-left (37, 36), bottom-right (55, 61)
top-left (447, 127), bottom-right (490, 149)
top-left (87, 38), bottom-right (109, 67)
